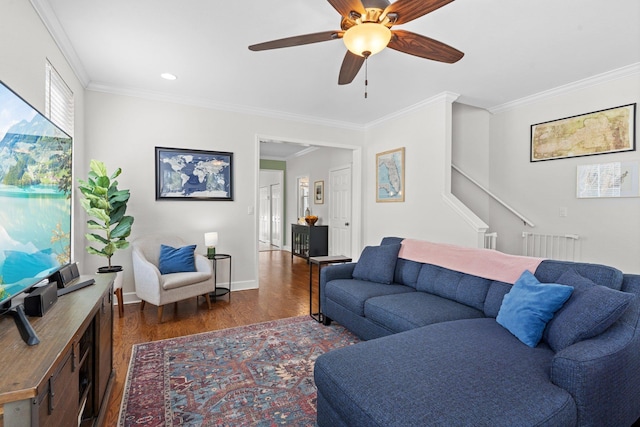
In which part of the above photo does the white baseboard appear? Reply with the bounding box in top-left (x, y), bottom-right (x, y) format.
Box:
top-left (119, 280), bottom-right (258, 305)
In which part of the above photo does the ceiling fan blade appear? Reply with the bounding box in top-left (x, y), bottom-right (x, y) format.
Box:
top-left (327, 0), bottom-right (365, 18)
top-left (383, 0), bottom-right (455, 25)
top-left (388, 30), bottom-right (464, 63)
top-left (249, 31), bottom-right (340, 51)
top-left (338, 51), bottom-right (365, 85)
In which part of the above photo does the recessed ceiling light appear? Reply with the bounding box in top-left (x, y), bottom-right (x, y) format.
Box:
top-left (160, 73), bottom-right (177, 81)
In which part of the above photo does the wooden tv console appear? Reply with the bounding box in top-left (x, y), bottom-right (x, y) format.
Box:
top-left (0, 273), bottom-right (114, 427)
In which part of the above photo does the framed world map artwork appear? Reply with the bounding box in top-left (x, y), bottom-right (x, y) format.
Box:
top-left (155, 147), bottom-right (233, 201)
top-left (530, 103), bottom-right (636, 162)
top-left (376, 147), bottom-right (405, 202)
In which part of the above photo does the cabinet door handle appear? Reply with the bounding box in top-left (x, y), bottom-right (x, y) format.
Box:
top-left (345, 222), bottom-right (350, 226)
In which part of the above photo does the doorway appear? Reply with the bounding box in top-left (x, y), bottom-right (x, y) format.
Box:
top-left (259, 169), bottom-right (284, 251)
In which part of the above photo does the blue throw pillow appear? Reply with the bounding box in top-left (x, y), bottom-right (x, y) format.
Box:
top-left (158, 244), bottom-right (197, 275)
top-left (496, 270), bottom-right (574, 347)
top-left (352, 244), bottom-right (401, 284)
top-left (543, 269), bottom-right (634, 352)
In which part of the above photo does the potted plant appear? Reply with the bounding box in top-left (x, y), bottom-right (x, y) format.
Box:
top-left (77, 160), bottom-right (134, 274)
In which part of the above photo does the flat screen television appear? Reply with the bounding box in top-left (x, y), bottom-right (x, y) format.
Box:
top-left (0, 80), bottom-right (72, 343)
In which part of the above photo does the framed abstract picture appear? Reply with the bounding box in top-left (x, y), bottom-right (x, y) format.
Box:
top-left (530, 103), bottom-right (636, 162)
top-left (376, 147), bottom-right (405, 202)
top-left (314, 180), bottom-right (324, 204)
top-left (155, 147), bottom-right (233, 200)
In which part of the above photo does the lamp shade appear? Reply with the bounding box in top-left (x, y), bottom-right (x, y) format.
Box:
top-left (204, 232), bottom-right (218, 247)
top-left (343, 23), bottom-right (392, 57)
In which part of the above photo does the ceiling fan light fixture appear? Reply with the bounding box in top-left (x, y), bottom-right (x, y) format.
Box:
top-left (343, 23), bottom-right (391, 57)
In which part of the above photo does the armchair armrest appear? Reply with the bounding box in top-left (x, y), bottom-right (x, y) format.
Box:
top-left (132, 248), bottom-right (162, 299)
top-left (194, 254), bottom-right (213, 275)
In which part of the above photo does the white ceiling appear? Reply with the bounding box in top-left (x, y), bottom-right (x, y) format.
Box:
top-left (37, 0), bottom-right (640, 130)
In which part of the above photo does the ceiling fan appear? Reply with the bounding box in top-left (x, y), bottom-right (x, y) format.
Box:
top-left (248, 0), bottom-right (464, 85)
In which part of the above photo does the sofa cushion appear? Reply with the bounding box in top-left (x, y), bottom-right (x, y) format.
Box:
top-left (323, 278), bottom-right (414, 316)
top-left (393, 258), bottom-right (422, 288)
top-left (161, 271), bottom-right (212, 290)
top-left (497, 270), bottom-right (573, 347)
top-left (543, 268), bottom-right (634, 352)
top-left (365, 292), bottom-right (484, 333)
top-left (535, 259), bottom-right (624, 290)
top-left (158, 244), bottom-right (197, 275)
top-left (484, 281), bottom-right (512, 318)
top-left (416, 264), bottom-right (491, 311)
top-left (352, 244), bottom-right (401, 284)
top-left (314, 318), bottom-right (577, 427)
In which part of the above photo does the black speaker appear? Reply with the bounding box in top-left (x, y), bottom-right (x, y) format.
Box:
top-left (24, 281), bottom-right (58, 317)
top-left (52, 262), bottom-right (80, 289)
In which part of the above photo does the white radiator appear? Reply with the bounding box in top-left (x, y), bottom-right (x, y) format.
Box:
top-left (522, 232), bottom-right (580, 261)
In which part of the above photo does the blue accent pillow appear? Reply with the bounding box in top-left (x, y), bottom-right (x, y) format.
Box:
top-left (352, 244), bottom-right (401, 284)
top-left (496, 270), bottom-right (574, 347)
top-left (543, 268), bottom-right (634, 352)
top-left (158, 244), bottom-right (197, 275)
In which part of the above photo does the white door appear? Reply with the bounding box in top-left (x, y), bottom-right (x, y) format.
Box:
top-left (259, 186), bottom-right (270, 243)
top-left (329, 165), bottom-right (352, 257)
top-left (270, 183), bottom-right (282, 247)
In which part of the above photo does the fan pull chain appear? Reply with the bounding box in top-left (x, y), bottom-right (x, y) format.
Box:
top-left (363, 51), bottom-right (371, 99)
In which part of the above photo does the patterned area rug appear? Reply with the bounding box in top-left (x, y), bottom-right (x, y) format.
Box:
top-left (119, 316), bottom-right (360, 426)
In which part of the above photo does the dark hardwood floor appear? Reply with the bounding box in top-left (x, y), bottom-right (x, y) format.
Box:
top-left (105, 249), bottom-right (313, 426)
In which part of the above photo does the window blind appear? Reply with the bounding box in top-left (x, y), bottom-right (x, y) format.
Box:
top-left (45, 60), bottom-right (74, 136)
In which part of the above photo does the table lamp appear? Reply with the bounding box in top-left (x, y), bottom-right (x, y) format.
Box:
top-left (204, 232), bottom-right (218, 258)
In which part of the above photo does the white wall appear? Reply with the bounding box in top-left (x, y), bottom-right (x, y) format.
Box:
top-left (487, 72), bottom-right (640, 273)
top-left (452, 103), bottom-right (492, 224)
top-left (0, 0), bottom-right (86, 271)
top-left (363, 94), bottom-right (487, 248)
top-left (285, 147), bottom-right (353, 229)
top-left (84, 90), bottom-right (364, 301)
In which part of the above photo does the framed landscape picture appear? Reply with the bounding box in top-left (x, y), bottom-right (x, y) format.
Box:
top-left (155, 147), bottom-right (233, 200)
top-left (530, 103), bottom-right (636, 162)
top-left (376, 147), bottom-right (405, 202)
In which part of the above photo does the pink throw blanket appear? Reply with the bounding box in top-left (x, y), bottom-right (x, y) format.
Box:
top-left (398, 239), bottom-right (544, 284)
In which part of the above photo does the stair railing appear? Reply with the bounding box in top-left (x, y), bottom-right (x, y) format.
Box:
top-left (452, 164), bottom-right (535, 228)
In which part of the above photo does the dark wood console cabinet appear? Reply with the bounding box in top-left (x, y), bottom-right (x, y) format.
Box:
top-left (291, 224), bottom-right (328, 261)
top-left (0, 273), bottom-right (115, 427)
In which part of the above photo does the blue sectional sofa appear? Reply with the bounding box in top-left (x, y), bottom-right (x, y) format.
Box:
top-left (314, 237), bottom-right (640, 426)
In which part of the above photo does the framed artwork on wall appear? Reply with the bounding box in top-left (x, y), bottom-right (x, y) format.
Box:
top-left (314, 180), bottom-right (324, 204)
top-left (155, 147), bottom-right (234, 200)
top-left (530, 103), bottom-right (636, 162)
top-left (376, 147), bottom-right (405, 202)
top-left (576, 161), bottom-right (640, 198)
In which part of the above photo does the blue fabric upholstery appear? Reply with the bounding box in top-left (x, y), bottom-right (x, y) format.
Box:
top-left (315, 318), bottom-right (577, 427)
top-left (364, 292), bottom-right (484, 333)
top-left (544, 268), bottom-right (634, 351)
top-left (158, 244), bottom-right (197, 275)
top-left (416, 263), bottom-right (492, 311)
top-left (483, 281), bottom-right (512, 318)
top-left (392, 258), bottom-right (422, 288)
top-left (323, 278), bottom-right (414, 316)
top-left (317, 237), bottom-right (640, 426)
top-left (352, 244), bottom-right (401, 284)
top-left (535, 259), bottom-right (623, 290)
top-left (496, 270), bottom-right (573, 347)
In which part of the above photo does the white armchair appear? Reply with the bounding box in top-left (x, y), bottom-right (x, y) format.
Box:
top-left (131, 235), bottom-right (214, 322)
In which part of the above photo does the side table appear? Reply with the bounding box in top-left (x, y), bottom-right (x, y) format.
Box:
top-left (309, 255), bottom-right (352, 323)
top-left (208, 253), bottom-right (232, 301)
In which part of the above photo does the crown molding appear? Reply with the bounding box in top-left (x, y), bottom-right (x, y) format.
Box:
top-left (488, 63), bottom-right (640, 114)
top-left (365, 91), bottom-right (461, 128)
top-left (30, 0), bottom-right (90, 86)
top-left (86, 82), bottom-right (367, 132)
